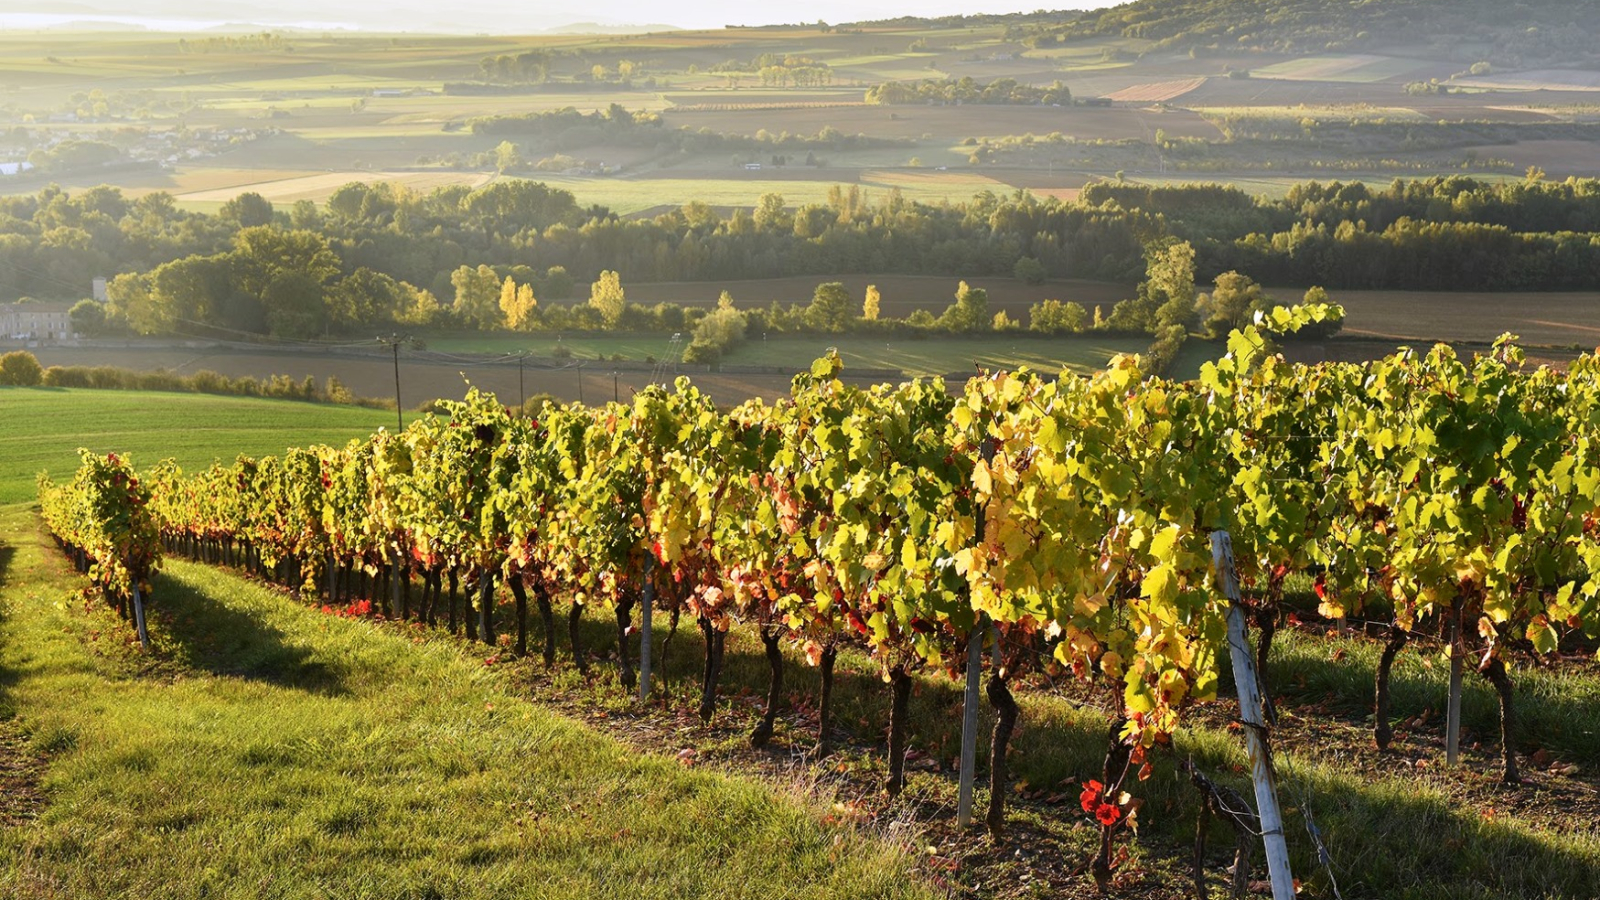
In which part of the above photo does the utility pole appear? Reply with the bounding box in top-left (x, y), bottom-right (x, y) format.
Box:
top-left (613, 371), bottom-right (619, 403)
top-left (518, 354), bottom-right (526, 410)
top-left (378, 334), bottom-right (416, 432)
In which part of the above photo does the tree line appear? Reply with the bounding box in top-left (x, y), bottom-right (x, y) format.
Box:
top-left (2, 174), bottom-right (1598, 341)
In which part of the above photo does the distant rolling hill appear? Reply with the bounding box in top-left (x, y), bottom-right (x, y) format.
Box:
top-left (1038, 0), bottom-right (1600, 67)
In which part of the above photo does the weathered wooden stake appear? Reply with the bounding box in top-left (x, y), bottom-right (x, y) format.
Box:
top-left (956, 622), bottom-right (984, 829)
top-left (1211, 530), bottom-right (1295, 900)
top-left (391, 548), bottom-right (403, 619)
top-left (131, 582), bottom-right (149, 650)
top-left (638, 560), bottom-right (655, 702)
top-left (1447, 600), bottom-right (1464, 765)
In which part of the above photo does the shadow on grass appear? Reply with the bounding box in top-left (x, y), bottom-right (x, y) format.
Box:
top-left (1261, 629), bottom-right (1600, 768)
top-left (507, 603), bottom-right (1600, 900)
top-left (149, 568), bottom-right (351, 697)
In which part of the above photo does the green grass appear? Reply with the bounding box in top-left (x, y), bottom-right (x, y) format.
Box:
top-left (0, 388), bottom-right (412, 505)
top-left (0, 504), bottom-right (933, 899)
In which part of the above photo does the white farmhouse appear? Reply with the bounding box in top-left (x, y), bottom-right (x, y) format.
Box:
top-left (0, 301), bottom-right (76, 341)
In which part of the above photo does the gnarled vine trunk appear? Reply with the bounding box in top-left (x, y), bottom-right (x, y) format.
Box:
top-left (750, 626), bottom-right (784, 748)
top-left (1374, 624), bottom-right (1410, 750)
top-left (1253, 605), bottom-right (1278, 725)
top-left (507, 575), bottom-right (529, 657)
top-left (884, 666), bottom-right (913, 797)
top-left (615, 591), bottom-right (636, 692)
top-left (697, 617), bottom-right (726, 722)
top-left (1091, 718), bottom-right (1131, 894)
top-left (1479, 655), bottom-right (1520, 785)
top-left (533, 581), bottom-right (555, 665)
top-left (985, 667), bottom-right (1019, 838)
top-left (815, 644), bottom-right (838, 758)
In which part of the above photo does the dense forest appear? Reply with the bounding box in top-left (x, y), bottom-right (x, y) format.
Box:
top-left (1011, 0), bottom-right (1600, 65)
top-left (2, 174), bottom-right (1598, 341)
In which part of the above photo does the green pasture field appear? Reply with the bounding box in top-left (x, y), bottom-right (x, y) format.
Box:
top-left (0, 506), bottom-right (931, 900)
top-left (0, 389), bottom-right (412, 505)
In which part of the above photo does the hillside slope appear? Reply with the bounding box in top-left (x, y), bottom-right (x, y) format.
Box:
top-left (1040, 0), bottom-right (1600, 66)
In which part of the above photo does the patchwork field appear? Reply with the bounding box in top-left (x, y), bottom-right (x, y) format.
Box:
top-left (1249, 54), bottom-right (1435, 84)
top-left (1312, 288), bottom-right (1600, 346)
top-left (1457, 140), bottom-right (1600, 178)
top-left (174, 169), bottom-right (495, 202)
top-left (1454, 69), bottom-right (1600, 92)
top-left (1101, 77), bottom-right (1207, 103)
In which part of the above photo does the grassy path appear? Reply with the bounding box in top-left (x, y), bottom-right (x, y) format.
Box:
top-left (0, 504), bottom-right (931, 900)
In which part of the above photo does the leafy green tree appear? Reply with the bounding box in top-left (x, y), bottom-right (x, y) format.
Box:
top-left (1144, 240), bottom-right (1196, 310)
top-left (938, 280), bottom-right (989, 333)
top-left (69, 298), bottom-right (109, 335)
top-left (754, 192), bottom-right (789, 231)
top-left (805, 281), bottom-right (851, 332)
top-left (683, 306), bottom-right (747, 364)
top-left (451, 264), bottom-right (503, 329)
top-left (493, 141), bottom-right (522, 173)
top-left (328, 268), bottom-right (405, 332)
top-left (542, 266), bottom-right (574, 300)
top-left (219, 192), bottom-right (274, 228)
top-left (1201, 271), bottom-right (1269, 339)
top-left (1028, 298), bottom-right (1086, 334)
top-left (230, 226), bottom-right (340, 304)
top-left (1013, 256), bottom-right (1047, 285)
top-left (262, 271), bottom-right (325, 339)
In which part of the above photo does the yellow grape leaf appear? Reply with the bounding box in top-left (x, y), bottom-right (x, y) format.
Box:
top-left (1148, 524), bottom-right (1182, 560)
top-left (1526, 616), bottom-right (1558, 655)
top-left (1100, 651), bottom-right (1123, 678)
top-left (973, 460), bottom-right (993, 497)
top-left (1141, 564), bottom-right (1178, 606)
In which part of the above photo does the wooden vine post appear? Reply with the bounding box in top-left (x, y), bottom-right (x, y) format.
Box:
top-left (957, 437), bottom-right (996, 829)
top-left (131, 581), bottom-right (150, 650)
top-left (1210, 530), bottom-right (1296, 900)
top-left (391, 548), bottom-right (403, 619)
top-left (1446, 599), bottom-right (1464, 765)
top-left (956, 621), bottom-right (984, 828)
top-left (638, 558), bottom-right (655, 702)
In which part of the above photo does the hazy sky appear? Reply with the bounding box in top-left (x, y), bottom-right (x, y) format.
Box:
top-left (6, 1), bottom-right (1107, 32)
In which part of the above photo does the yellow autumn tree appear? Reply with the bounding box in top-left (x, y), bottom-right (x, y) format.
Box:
top-left (500, 277), bottom-right (539, 330)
